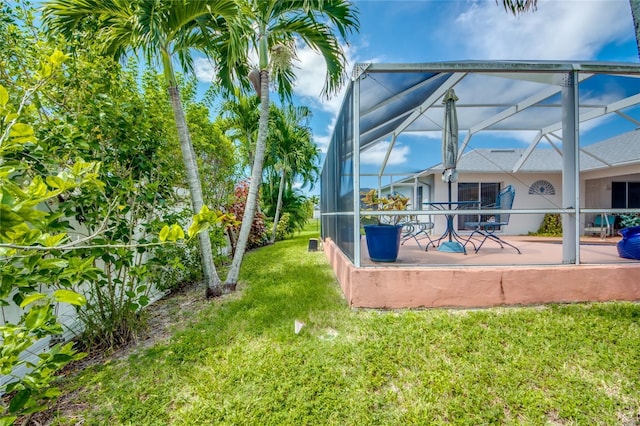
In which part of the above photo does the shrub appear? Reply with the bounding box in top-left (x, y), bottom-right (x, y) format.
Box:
top-left (0, 78), bottom-right (94, 423)
top-left (620, 214), bottom-right (640, 228)
top-left (225, 181), bottom-right (269, 253)
top-left (275, 212), bottom-right (294, 241)
top-left (530, 213), bottom-right (562, 236)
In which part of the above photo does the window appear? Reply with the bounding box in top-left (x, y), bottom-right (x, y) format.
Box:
top-left (458, 182), bottom-right (501, 229)
top-left (612, 181), bottom-right (640, 208)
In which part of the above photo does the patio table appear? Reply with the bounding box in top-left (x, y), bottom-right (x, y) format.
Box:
top-left (423, 200), bottom-right (479, 254)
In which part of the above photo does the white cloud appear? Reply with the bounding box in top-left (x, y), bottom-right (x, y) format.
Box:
top-left (292, 45), bottom-right (332, 98)
top-left (314, 133), bottom-right (332, 154)
top-left (360, 140), bottom-right (410, 166)
top-left (455, 1), bottom-right (633, 60)
top-left (292, 43), bottom-right (355, 155)
top-left (306, 1), bottom-right (634, 159)
top-left (292, 42), bottom-right (359, 115)
top-left (193, 57), bottom-right (216, 82)
top-left (293, 40), bottom-right (387, 155)
top-left (313, 113), bottom-right (340, 154)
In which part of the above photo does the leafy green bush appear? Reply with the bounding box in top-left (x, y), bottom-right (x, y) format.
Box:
top-left (149, 223), bottom-right (231, 293)
top-left (620, 214), bottom-right (640, 228)
top-left (303, 198), bottom-right (315, 219)
top-left (38, 54), bottom-right (178, 349)
top-left (261, 184), bottom-right (310, 236)
top-left (275, 212), bottom-right (294, 241)
top-left (0, 76), bottom-right (94, 423)
top-left (530, 213), bottom-right (563, 236)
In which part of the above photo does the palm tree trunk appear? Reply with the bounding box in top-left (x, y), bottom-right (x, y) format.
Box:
top-left (225, 69), bottom-right (270, 288)
top-left (270, 166), bottom-right (287, 244)
top-left (167, 85), bottom-right (222, 297)
top-left (630, 0), bottom-right (640, 59)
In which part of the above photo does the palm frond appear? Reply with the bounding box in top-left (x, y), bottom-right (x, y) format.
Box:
top-left (43, 0), bottom-right (139, 61)
top-left (500, 0), bottom-right (538, 16)
top-left (271, 15), bottom-right (345, 97)
top-left (44, 0), bottom-right (245, 83)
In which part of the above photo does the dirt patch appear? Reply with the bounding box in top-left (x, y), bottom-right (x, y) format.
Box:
top-left (21, 281), bottom-right (222, 425)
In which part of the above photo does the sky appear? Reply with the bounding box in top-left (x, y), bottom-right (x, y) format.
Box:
top-left (193, 0), bottom-right (639, 195)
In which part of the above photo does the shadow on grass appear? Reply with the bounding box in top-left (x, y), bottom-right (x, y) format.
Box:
top-left (150, 229), bottom-right (344, 361)
top-left (548, 301), bottom-right (640, 321)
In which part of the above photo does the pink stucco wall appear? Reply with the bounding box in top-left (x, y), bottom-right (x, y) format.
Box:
top-left (324, 238), bottom-right (640, 309)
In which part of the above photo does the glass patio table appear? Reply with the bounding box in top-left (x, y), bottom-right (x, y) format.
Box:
top-left (423, 200), bottom-right (479, 254)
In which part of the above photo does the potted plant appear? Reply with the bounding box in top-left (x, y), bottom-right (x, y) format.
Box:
top-left (361, 189), bottom-right (409, 262)
top-left (617, 214), bottom-right (640, 260)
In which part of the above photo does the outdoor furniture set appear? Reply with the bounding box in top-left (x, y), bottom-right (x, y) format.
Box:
top-left (401, 185), bottom-right (520, 255)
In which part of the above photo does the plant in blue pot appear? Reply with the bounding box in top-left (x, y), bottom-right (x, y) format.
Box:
top-left (361, 189), bottom-right (409, 262)
top-left (617, 214), bottom-right (640, 260)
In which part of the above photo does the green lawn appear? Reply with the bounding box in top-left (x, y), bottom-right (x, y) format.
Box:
top-left (50, 225), bottom-right (639, 425)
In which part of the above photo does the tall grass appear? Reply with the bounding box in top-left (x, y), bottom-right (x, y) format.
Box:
top-left (50, 226), bottom-right (640, 425)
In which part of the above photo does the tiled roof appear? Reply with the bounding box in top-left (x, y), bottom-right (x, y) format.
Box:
top-left (424, 129), bottom-right (640, 174)
top-left (455, 149), bottom-right (560, 172)
top-left (581, 129), bottom-right (640, 168)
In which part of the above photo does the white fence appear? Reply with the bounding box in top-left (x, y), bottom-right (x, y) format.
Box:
top-left (1, 195), bottom-right (231, 389)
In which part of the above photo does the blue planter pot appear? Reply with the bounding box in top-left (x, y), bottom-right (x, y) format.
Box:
top-left (617, 225), bottom-right (640, 260)
top-left (364, 224), bottom-right (403, 262)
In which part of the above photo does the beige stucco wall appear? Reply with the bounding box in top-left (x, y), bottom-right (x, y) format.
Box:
top-left (582, 168), bottom-right (640, 210)
top-left (382, 165), bottom-right (638, 238)
top-left (581, 166), bottom-right (640, 230)
top-left (418, 173), bottom-right (563, 236)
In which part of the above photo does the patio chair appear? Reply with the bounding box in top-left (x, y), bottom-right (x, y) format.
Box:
top-left (463, 185), bottom-right (521, 254)
top-left (584, 214), bottom-right (616, 238)
top-left (401, 221), bottom-right (437, 250)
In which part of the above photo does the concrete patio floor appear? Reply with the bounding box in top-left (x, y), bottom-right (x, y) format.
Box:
top-left (371, 234), bottom-right (633, 267)
top-left (324, 234), bottom-right (640, 309)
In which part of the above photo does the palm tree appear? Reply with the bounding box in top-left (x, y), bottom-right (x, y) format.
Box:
top-left (501, 0), bottom-right (640, 59)
top-left (262, 182), bottom-right (310, 237)
top-left (308, 195), bottom-right (320, 209)
top-left (266, 104), bottom-right (318, 243)
top-left (217, 0), bottom-right (359, 289)
top-left (43, 0), bottom-right (242, 297)
top-left (218, 87), bottom-right (261, 170)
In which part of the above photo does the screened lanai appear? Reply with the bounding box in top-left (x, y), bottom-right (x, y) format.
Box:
top-left (320, 61), bottom-right (640, 273)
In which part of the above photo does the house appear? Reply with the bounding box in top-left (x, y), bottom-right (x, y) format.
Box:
top-left (383, 129), bottom-right (640, 237)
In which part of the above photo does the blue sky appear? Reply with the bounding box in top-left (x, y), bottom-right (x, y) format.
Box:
top-left (194, 0), bottom-right (639, 194)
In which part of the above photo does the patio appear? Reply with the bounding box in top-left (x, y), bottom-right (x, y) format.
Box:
top-left (320, 61), bottom-right (640, 309)
top-left (324, 235), bottom-right (640, 309)
top-left (367, 235), bottom-right (629, 267)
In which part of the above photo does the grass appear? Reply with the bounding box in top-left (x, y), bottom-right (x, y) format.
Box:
top-left (48, 225), bottom-right (639, 425)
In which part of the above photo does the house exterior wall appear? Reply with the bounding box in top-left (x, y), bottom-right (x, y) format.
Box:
top-left (428, 172), bottom-right (563, 236)
top-left (582, 164), bottom-right (640, 181)
top-left (383, 184), bottom-right (434, 224)
top-left (582, 167), bottom-right (640, 209)
top-left (581, 166), bottom-right (640, 230)
top-left (387, 165), bottom-right (638, 238)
